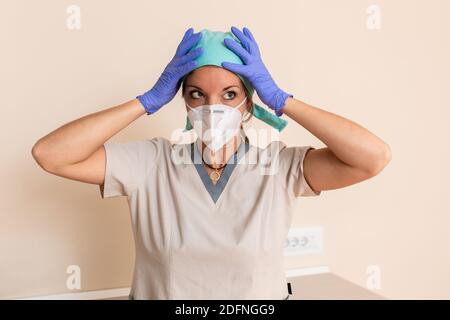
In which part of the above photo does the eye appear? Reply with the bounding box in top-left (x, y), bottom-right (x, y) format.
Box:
top-left (224, 91), bottom-right (236, 100)
top-left (189, 90), bottom-right (203, 99)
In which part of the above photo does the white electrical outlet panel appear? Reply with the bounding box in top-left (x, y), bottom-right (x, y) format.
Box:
top-left (284, 226), bottom-right (324, 256)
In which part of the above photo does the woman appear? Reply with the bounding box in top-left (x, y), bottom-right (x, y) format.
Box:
top-left (31, 27), bottom-right (391, 300)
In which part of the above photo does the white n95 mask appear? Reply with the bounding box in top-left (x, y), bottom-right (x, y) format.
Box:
top-left (186, 97), bottom-right (247, 152)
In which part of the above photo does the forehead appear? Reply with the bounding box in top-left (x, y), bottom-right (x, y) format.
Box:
top-left (185, 65), bottom-right (243, 91)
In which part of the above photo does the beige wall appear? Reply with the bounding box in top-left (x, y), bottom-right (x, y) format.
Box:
top-left (2, 0), bottom-right (449, 299)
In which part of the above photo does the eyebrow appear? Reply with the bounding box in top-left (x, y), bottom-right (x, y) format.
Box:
top-left (186, 85), bottom-right (240, 91)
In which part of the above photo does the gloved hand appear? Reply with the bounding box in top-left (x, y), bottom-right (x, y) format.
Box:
top-left (137, 28), bottom-right (203, 114)
top-left (221, 26), bottom-right (293, 117)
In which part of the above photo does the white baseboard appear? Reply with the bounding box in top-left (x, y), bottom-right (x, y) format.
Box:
top-left (17, 266), bottom-right (330, 300)
top-left (285, 266), bottom-right (330, 278)
top-left (17, 287), bottom-right (131, 300)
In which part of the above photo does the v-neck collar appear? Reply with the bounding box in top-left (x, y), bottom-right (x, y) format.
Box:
top-left (190, 138), bottom-right (250, 204)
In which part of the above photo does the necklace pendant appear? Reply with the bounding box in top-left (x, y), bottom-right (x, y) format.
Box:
top-left (209, 170), bottom-right (221, 182)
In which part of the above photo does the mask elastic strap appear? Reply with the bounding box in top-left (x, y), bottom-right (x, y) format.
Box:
top-left (233, 96), bottom-right (247, 110)
top-left (185, 102), bottom-right (195, 112)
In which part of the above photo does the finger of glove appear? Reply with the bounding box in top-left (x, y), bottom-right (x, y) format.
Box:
top-left (177, 60), bottom-right (198, 78)
top-left (230, 26), bottom-right (252, 51)
top-left (174, 28), bottom-right (194, 57)
top-left (223, 38), bottom-right (251, 64)
top-left (242, 27), bottom-right (256, 43)
top-left (176, 47), bottom-right (203, 66)
top-left (181, 27), bottom-right (194, 42)
top-left (176, 31), bottom-right (202, 57)
top-left (221, 62), bottom-right (249, 78)
top-left (242, 27), bottom-right (261, 56)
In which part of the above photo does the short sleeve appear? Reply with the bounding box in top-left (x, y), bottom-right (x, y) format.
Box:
top-left (99, 137), bottom-right (164, 199)
top-left (273, 141), bottom-right (321, 197)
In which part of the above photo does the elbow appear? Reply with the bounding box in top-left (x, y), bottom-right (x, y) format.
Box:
top-left (31, 141), bottom-right (56, 173)
top-left (31, 141), bottom-right (43, 164)
top-left (31, 141), bottom-right (46, 169)
top-left (366, 143), bottom-right (392, 176)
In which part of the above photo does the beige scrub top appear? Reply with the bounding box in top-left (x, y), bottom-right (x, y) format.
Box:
top-left (99, 133), bottom-right (321, 300)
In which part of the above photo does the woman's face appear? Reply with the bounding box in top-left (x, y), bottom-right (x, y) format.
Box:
top-left (183, 65), bottom-right (251, 114)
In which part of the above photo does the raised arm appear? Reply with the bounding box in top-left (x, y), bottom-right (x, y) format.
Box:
top-left (282, 97), bottom-right (392, 192)
top-left (31, 99), bottom-right (145, 185)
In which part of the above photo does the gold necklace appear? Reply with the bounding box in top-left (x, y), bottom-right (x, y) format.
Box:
top-left (199, 135), bottom-right (245, 183)
top-left (202, 154), bottom-right (227, 183)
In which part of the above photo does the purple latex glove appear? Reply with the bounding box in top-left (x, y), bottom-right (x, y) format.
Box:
top-left (221, 26), bottom-right (293, 117)
top-left (137, 28), bottom-right (203, 114)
